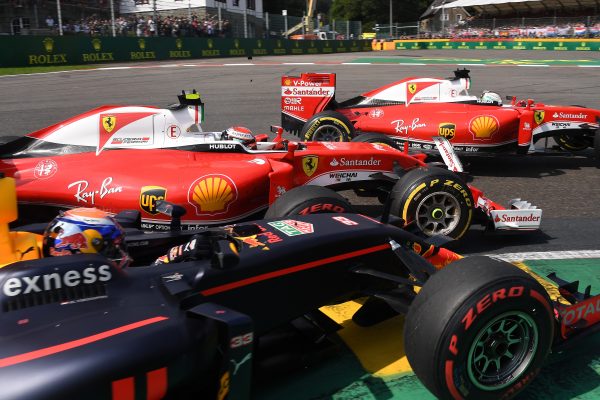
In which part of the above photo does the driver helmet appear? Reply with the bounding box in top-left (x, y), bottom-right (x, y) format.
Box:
top-left (480, 90), bottom-right (502, 105)
top-left (222, 126), bottom-right (256, 148)
top-left (42, 208), bottom-right (129, 267)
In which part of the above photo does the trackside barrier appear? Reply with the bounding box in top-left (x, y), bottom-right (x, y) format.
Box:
top-left (0, 37), bottom-right (373, 68)
top-left (390, 38), bottom-right (600, 51)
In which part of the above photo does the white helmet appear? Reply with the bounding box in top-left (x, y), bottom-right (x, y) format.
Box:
top-left (480, 91), bottom-right (502, 105)
top-left (222, 126), bottom-right (255, 147)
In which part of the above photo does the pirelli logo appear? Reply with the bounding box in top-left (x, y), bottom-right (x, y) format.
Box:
top-left (438, 123), bottom-right (456, 140)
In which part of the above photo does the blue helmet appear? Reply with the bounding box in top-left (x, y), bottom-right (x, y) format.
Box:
top-left (43, 208), bottom-right (129, 267)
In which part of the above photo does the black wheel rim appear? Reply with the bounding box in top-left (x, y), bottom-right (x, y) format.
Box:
top-left (467, 311), bottom-right (538, 391)
top-left (312, 125), bottom-right (344, 142)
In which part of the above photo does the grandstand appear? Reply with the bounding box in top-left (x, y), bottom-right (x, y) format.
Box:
top-left (420, 0), bottom-right (599, 37)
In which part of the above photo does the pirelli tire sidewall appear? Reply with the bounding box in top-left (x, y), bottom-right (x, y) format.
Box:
top-left (264, 185), bottom-right (355, 218)
top-left (301, 111), bottom-right (354, 142)
top-left (555, 132), bottom-right (590, 152)
top-left (351, 132), bottom-right (401, 149)
top-left (594, 128), bottom-right (600, 161)
top-left (405, 257), bottom-right (555, 400)
top-left (391, 167), bottom-right (474, 239)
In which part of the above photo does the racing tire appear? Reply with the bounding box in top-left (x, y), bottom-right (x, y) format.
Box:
top-left (0, 136), bottom-right (20, 146)
top-left (351, 133), bottom-right (400, 149)
top-left (594, 129), bottom-right (600, 162)
top-left (301, 111), bottom-right (355, 142)
top-left (391, 166), bottom-right (474, 239)
top-left (555, 133), bottom-right (590, 152)
top-left (404, 256), bottom-right (554, 400)
top-left (264, 185), bottom-right (355, 218)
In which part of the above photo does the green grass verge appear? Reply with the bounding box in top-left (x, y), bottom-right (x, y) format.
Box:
top-left (0, 65), bottom-right (96, 76)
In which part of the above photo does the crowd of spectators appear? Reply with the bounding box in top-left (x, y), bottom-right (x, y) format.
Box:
top-left (441, 23), bottom-right (600, 39)
top-left (46, 13), bottom-right (232, 37)
top-left (418, 15), bottom-right (600, 39)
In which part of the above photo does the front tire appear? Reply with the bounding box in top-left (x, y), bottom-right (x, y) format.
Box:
top-left (594, 129), bottom-right (600, 162)
top-left (351, 133), bottom-right (400, 149)
top-left (265, 186), bottom-right (354, 218)
top-left (391, 167), bottom-right (474, 239)
top-left (405, 256), bottom-right (554, 400)
top-left (301, 111), bottom-right (355, 142)
top-left (555, 133), bottom-right (590, 152)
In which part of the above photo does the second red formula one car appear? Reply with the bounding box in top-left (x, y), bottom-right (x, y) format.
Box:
top-left (281, 70), bottom-right (600, 157)
top-left (0, 92), bottom-right (541, 239)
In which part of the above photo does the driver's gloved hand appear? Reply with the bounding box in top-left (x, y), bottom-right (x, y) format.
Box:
top-left (153, 234), bottom-right (211, 265)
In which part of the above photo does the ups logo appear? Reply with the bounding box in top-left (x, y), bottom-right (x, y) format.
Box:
top-left (438, 123), bottom-right (456, 140)
top-left (140, 186), bottom-right (167, 214)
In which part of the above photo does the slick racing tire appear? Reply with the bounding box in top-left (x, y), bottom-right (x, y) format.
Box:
top-left (301, 111), bottom-right (355, 142)
top-left (351, 133), bottom-right (400, 149)
top-left (391, 167), bottom-right (474, 239)
top-left (555, 133), bottom-right (590, 152)
top-left (594, 129), bottom-right (600, 162)
top-left (405, 256), bottom-right (554, 400)
top-left (0, 135), bottom-right (19, 145)
top-left (265, 185), bottom-right (354, 218)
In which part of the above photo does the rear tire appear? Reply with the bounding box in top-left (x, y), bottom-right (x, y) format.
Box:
top-left (555, 133), bottom-right (590, 152)
top-left (0, 135), bottom-right (20, 146)
top-left (391, 167), bottom-right (474, 239)
top-left (301, 111), bottom-right (354, 142)
top-left (594, 129), bottom-right (600, 162)
top-left (351, 133), bottom-right (400, 149)
top-left (265, 186), bottom-right (354, 218)
top-left (405, 256), bottom-right (554, 400)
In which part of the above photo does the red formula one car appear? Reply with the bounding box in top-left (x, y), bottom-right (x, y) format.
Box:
top-left (280, 70), bottom-right (600, 157)
top-left (0, 93), bottom-right (541, 239)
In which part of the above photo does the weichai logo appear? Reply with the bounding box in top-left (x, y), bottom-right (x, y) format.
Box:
top-left (140, 186), bottom-right (167, 214)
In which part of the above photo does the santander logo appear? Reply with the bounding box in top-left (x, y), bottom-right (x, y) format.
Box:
top-left (494, 213), bottom-right (541, 223)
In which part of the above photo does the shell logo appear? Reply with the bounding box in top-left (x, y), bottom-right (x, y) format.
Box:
top-left (469, 115), bottom-right (499, 140)
top-left (188, 174), bottom-right (238, 215)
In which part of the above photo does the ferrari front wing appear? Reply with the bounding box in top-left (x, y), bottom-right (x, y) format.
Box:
top-left (471, 187), bottom-right (542, 232)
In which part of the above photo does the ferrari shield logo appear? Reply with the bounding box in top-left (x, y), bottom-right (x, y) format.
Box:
top-left (302, 155), bottom-right (319, 177)
top-left (102, 115), bottom-right (116, 133)
top-left (534, 110), bottom-right (545, 125)
top-left (408, 83), bottom-right (417, 94)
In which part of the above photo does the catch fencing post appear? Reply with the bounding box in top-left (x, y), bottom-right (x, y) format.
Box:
top-left (56, 0), bottom-right (63, 36)
top-left (110, 0), bottom-right (116, 37)
top-left (265, 12), bottom-right (269, 37)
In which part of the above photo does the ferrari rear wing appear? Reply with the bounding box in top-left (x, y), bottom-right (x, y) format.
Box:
top-left (281, 73), bottom-right (337, 133)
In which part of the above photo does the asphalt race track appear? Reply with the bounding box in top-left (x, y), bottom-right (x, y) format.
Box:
top-left (1, 50), bottom-right (599, 399)
top-left (1, 49), bottom-right (599, 256)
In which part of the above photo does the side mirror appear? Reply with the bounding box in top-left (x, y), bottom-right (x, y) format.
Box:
top-left (155, 200), bottom-right (187, 231)
top-left (271, 125), bottom-right (284, 142)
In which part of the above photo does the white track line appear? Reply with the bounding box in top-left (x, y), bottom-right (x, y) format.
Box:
top-left (397, 62), bottom-right (426, 65)
top-left (97, 66), bottom-right (134, 70)
top-left (224, 63), bottom-right (255, 66)
top-left (342, 62), bottom-right (371, 65)
top-left (282, 62), bottom-right (315, 65)
top-left (491, 250), bottom-right (600, 262)
top-left (458, 63), bottom-right (484, 66)
top-left (578, 65), bottom-right (600, 68)
top-left (517, 64), bottom-right (550, 67)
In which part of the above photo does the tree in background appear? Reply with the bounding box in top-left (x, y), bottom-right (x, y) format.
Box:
top-left (330, 0), bottom-right (429, 31)
top-left (263, 0), bottom-right (332, 16)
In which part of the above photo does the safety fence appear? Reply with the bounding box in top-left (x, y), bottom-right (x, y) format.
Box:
top-left (0, 36), bottom-right (372, 67)
top-left (392, 38), bottom-right (600, 51)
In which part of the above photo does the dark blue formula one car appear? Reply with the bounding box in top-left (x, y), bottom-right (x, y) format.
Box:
top-left (0, 174), bottom-right (597, 400)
